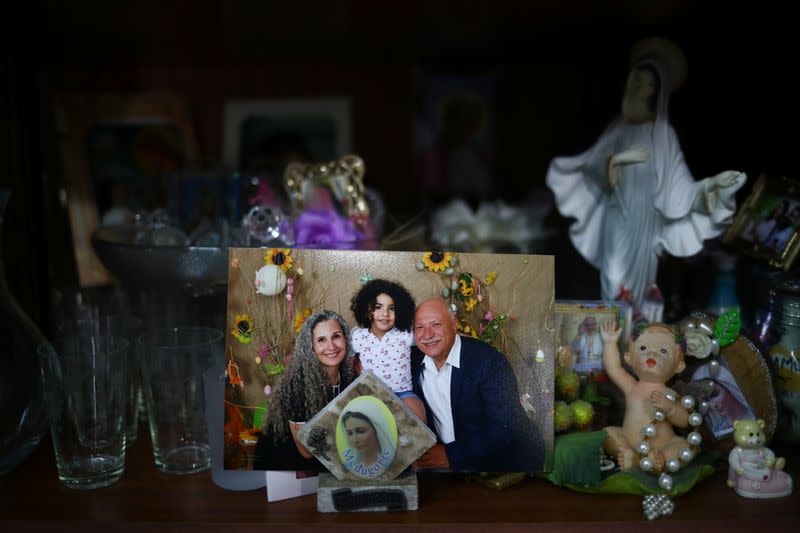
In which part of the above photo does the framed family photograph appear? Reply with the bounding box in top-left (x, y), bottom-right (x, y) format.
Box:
top-left (222, 248), bottom-right (554, 475)
top-left (723, 173), bottom-right (800, 270)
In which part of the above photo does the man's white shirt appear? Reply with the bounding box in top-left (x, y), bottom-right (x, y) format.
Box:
top-left (420, 334), bottom-right (461, 444)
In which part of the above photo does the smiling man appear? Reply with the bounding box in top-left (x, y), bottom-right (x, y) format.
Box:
top-left (410, 298), bottom-right (544, 472)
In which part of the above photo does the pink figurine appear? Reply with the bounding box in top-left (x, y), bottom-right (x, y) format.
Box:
top-left (728, 418), bottom-right (793, 498)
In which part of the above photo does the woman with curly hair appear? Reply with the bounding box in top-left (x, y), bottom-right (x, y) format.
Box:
top-left (349, 279), bottom-right (426, 422)
top-left (253, 310), bottom-right (356, 471)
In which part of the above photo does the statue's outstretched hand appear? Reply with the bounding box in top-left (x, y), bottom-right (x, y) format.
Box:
top-left (710, 170), bottom-right (746, 190)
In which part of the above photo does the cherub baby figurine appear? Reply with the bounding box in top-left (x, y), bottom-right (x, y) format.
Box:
top-left (600, 321), bottom-right (689, 471)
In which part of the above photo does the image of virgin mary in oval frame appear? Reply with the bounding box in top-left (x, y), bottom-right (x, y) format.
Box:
top-left (335, 395), bottom-right (398, 480)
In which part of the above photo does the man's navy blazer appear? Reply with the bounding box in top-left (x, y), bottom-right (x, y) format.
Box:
top-left (411, 335), bottom-right (544, 472)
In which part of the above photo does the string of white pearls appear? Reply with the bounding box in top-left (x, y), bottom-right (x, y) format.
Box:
top-left (637, 391), bottom-right (704, 491)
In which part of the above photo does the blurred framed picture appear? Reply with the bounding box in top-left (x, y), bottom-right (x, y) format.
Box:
top-left (723, 174), bottom-right (800, 270)
top-left (54, 92), bottom-right (198, 286)
top-left (553, 300), bottom-right (630, 375)
top-left (412, 73), bottom-right (496, 204)
top-left (222, 98), bottom-right (351, 177)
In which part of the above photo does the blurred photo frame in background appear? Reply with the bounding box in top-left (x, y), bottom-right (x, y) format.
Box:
top-left (54, 92), bottom-right (199, 287)
top-left (724, 173), bottom-right (800, 270)
top-left (222, 98), bottom-right (352, 207)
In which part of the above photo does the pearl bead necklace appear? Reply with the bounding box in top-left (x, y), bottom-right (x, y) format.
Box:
top-left (636, 391), bottom-right (704, 492)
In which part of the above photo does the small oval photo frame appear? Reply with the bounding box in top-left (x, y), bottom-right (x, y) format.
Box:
top-left (336, 395), bottom-right (398, 480)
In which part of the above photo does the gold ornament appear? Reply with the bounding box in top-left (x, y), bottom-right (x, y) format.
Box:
top-left (284, 154), bottom-right (369, 219)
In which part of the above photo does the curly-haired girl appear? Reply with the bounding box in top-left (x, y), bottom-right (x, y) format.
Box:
top-left (350, 279), bottom-right (426, 422)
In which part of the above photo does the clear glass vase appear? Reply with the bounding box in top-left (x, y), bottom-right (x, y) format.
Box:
top-left (0, 190), bottom-right (49, 476)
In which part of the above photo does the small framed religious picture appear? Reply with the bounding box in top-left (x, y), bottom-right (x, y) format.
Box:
top-left (553, 300), bottom-right (630, 376)
top-left (723, 173), bottom-right (800, 270)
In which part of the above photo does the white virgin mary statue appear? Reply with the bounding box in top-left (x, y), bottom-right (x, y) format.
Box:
top-left (546, 38), bottom-right (746, 321)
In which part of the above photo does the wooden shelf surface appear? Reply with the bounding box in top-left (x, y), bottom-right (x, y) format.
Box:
top-left (2, 434), bottom-right (799, 531)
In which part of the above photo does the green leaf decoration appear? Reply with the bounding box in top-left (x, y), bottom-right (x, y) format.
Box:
top-left (580, 381), bottom-right (611, 406)
top-left (252, 402), bottom-right (268, 431)
top-left (715, 308), bottom-right (742, 347)
top-left (264, 363), bottom-right (285, 377)
top-left (545, 431), bottom-right (608, 487)
top-left (480, 314), bottom-right (507, 346)
top-left (232, 331), bottom-right (253, 344)
top-left (581, 381), bottom-right (599, 402)
top-left (563, 458), bottom-right (717, 497)
top-left (542, 430), bottom-right (719, 496)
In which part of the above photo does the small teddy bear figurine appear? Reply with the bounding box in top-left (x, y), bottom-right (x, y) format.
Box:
top-left (728, 418), bottom-right (793, 498)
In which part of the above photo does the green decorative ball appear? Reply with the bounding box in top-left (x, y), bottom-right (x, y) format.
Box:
top-left (570, 399), bottom-right (595, 429)
top-left (554, 401), bottom-right (574, 432)
top-left (556, 371), bottom-right (581, 402)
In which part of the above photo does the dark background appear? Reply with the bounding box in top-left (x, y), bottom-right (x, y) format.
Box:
top-left (1, 0), bottom-right (795, 332)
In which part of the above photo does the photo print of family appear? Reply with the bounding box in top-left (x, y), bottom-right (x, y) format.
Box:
top-left (724, 173), bottom-right (800, 270)
top-left (222, 248), bottom-right (553, 475)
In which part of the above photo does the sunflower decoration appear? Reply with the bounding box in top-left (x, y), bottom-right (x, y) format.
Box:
top-left (294, 307), bottom-right (312, 333)
top-left (485, 271), bottom-right (497, 285)
top-left (231, 313), bottom-right (255, 344)
top-left (421, 251), bottom-right (453, 273)
top-left (456, 272), bottom-right (476, 300)
top-left (239, 428), bottom-right (260, 446)
top-left (265, 248), bottom-right (293, 273)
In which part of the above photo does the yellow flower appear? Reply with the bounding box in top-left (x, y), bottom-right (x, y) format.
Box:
top-left (294, 308), bottom-right (312, 333)
top-left (458, 278), bottom-right (475, 297)
top-left (421, 251), bottom-right (453, 273)
top-left (485, 271), bottom-right (497, 285)
top-left (457, 319), bottom-right (479, 339)
top-left (231, 313), bottom-right (254, 344)
top-left (464, 297), bottom-right (478, 312)
top-left (265, 248), bottom-right (293, 273)
top-left (239, 428), bottom-right (260, 446)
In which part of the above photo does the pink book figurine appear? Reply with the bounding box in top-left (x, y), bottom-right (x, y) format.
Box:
top-left (727, 418), bottom-right (793, 498)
